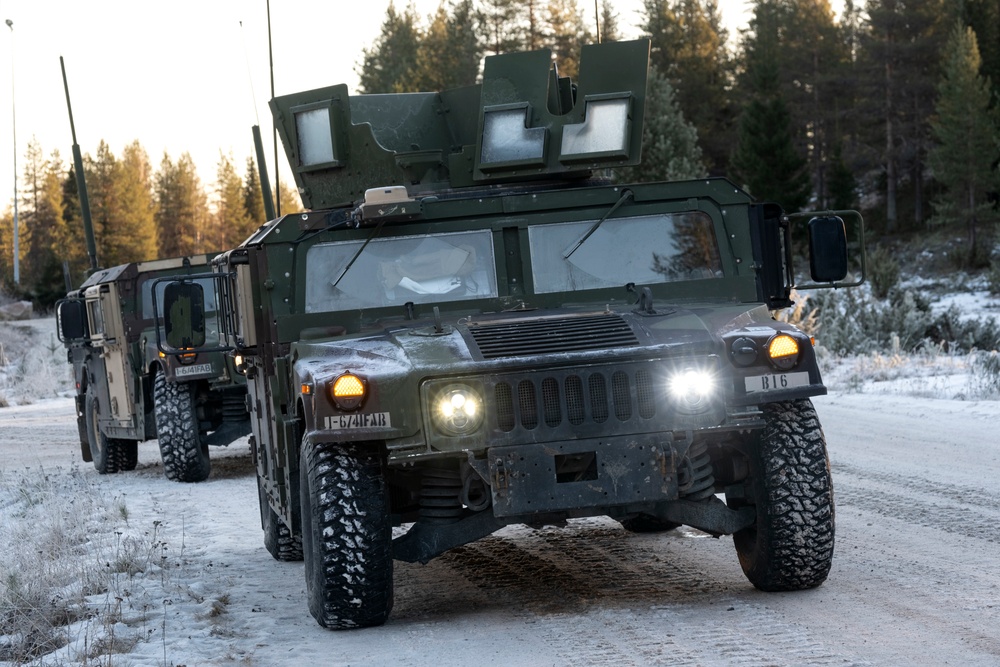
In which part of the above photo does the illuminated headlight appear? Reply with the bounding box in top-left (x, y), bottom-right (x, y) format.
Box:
top-left (233, 354), bottom-right (247, 375)
top-left (432, 384), bottom-right (484, 436)
top-left (668, 369), bottom-right (716, 410)
top-left (330, 372), bottom-right (367, 411)
top-left (767, 334), bottom-right (800, 371)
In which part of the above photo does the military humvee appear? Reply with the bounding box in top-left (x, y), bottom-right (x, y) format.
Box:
top-left (57, 254), bottom-right (250, 482)
top-left (161, 39), bottom-right (864, 629)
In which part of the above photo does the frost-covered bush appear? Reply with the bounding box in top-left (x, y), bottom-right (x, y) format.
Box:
top-left (969, 350), bottom-right (1000, 398)
top-left (0, 322), bottom-right (72, 406)
top-left (0, 468), bottom-right (160, 664)
top-left (867, 244), bottom-right (901, 299)
top-left (806, 287), bottom-right (1000, 356)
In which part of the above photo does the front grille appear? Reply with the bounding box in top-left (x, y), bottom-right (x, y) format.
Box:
top-left (493, 366), bottom-right (656, 433)
top-left (468, 313), bottom-right (639, 359)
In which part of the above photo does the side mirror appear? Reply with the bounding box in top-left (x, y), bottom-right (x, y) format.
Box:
top-left (163, 281), bottom-right (206, 349)
top-left (808, 215), bottom-right (848, 282)
top-left (56, 298), bottom-right (88, 342)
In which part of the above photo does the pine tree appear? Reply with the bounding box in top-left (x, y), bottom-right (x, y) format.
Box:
top-left (117, 141), bottom-right (159, 262)
top-left (617, 66), bottom-right (705, 183)
top-left (213, 152), bottom-right (253, 251)
top-left (21, 148), bottom-right (68, 301)
top-left (357, 2), bottom-right (422, 93)
top-left (15, 139), bottom-right (43, 288)
top-left (826, 145), bottom-right (858, 210)
top-left (959, 0), bottom-right (1000, 101)
top-left (546, 0), bottom-right (592, 80)
top-left (482, 0), bottom-right (526, 55)
top-left (928, 22), bottom-right (1000, 267)
top-left (598, 0), bottom-right (621, 42)
top-left (860, 0), bottom-right (950, 232)
top-left (777, 0), bottom-right (852, 209)
top-left (156, 153), bottom-right (209, 257)
top-left (731, 57), bottom-right (812, 211)
top-left (59, 165), bottom-right (93, 287)
top-left (643, 0), bottom-right (734, 174)
top-left (414, 1), bottom-right (483, 90)
top-left (277, 181), bottom-right (302, 216)
top-left (243, 156), bottom-right (267, 227)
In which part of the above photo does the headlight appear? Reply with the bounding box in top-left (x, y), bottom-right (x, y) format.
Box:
top-left (431, 384), bottom-right (484, 436)
top-left (330, 372), bottom-right (366, 411)
top-left (668, 369), bottom-right (716, 411)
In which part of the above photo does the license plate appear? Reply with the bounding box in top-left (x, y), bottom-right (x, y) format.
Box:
top-left (325, 412), bottom-right (392, 430)
top-left (744, 371), bottom-right (810, 394)
top-left (174, 363), bottom-right (214, 377)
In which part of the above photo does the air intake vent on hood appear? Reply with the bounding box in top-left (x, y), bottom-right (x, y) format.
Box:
top-left (467, 313), bottom-right (639, 359)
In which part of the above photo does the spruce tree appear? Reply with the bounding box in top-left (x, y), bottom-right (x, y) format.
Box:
top-left (643, 0), bottom-right (734, 174)
top-left (731, 59), bottom-right (811, 211)
top-left (481, 0), bottom-right (526, 55)
top-left (156, 153), bottom-right (208, 258)
top-left (357, 2), bottom-right (422, 93)
top-left (214, 152), bottom-right (252, 251)
top-left (546, 0), bottom-right (592, 80)
top-left (598, 0), bottom-right (621, 42)
top-left (117, 141), bottom-right (159, 262)
top-left (617, 66), bottom-right (705, 183)
top-left (243, 156), bottom-right (267, 227)
top-left (22, 149), bottom-right (68, 301)
top-left (415, 0), bottom-right (483, 90)
top-left (928, 22), bottom-right (1000, 267)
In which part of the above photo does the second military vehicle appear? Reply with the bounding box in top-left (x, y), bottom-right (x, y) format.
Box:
top-left (55, 57), bottom-right (250, 483)
top-left (58, 255), bottom-right (251, 482)
top-left (162, 39), bottom-right (864, 628)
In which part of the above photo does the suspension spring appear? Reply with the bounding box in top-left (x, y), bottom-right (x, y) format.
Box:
top-left (419, 468), bottom-right (464, 524)
top-left (678, 440), bottom-right (716, 501)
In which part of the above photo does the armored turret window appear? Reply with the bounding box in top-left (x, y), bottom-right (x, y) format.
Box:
top-left (479, 103), bottom-right (546, 169)
top-left (528, 212), bottom-right (723, 294)
top-left (295, 106), bottom-right (336, 167)
top-left (560, 95), bottom-right (631, 162)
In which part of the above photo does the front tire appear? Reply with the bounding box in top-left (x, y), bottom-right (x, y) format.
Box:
top-left (85, 388), bottom-right (137, 474)
top-left (300, 441), bottom-right (393, 629)
top-left (153, 370), bottom-right (210, 483)
top-left (731, 399), bottom-right (834, 591)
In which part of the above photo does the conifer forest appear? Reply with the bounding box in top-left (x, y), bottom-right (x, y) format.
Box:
top-left (2, 0), bottom-right (999, 305)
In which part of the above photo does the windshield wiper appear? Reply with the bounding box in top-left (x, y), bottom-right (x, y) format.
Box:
top-left (331, 217), bottom-right (387, 289)
top-left (562, 188), bottom-right (634, 260)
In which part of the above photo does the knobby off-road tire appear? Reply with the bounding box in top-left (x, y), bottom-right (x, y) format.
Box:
top-left (153, 370), bottom-right (210, 483)
top-left (259, 477), bottom-right (303, 562)
top-left (300, 441), bottom-right (393, 629)
top-left (732, 399), bottom-right (834, 591)
top-left (85, 388), bottom-right (138, 474)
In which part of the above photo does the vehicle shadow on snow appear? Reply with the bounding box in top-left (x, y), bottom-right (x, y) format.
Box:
top-left (132, 445), bottom-right (255, 481)
top-left (388, 522), bottom-right (756, 624)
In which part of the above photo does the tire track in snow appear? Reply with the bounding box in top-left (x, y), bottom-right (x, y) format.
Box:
top-left (428, 520), bottom-right (873, 666)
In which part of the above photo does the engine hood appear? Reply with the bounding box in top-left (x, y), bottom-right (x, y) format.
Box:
top-left (292, 301), bottom-right (777, 384)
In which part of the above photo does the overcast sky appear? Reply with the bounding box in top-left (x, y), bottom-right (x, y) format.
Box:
top-left (0, 0), bottom-right (802, 217)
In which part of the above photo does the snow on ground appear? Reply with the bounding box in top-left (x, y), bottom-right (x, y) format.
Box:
top-left (1, 310), bottom-right (999, 666)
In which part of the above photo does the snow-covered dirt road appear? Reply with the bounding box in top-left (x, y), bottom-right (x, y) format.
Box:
top-left (1, 392), bottom-right (998, 666)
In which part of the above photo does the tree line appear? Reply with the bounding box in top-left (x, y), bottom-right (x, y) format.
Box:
top-left (3, 0), bottom-right (1000, 304)
top-left (0, 140), bottom-right (299, 305)
top-left (359, 0), bottom-right (1000, 265)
